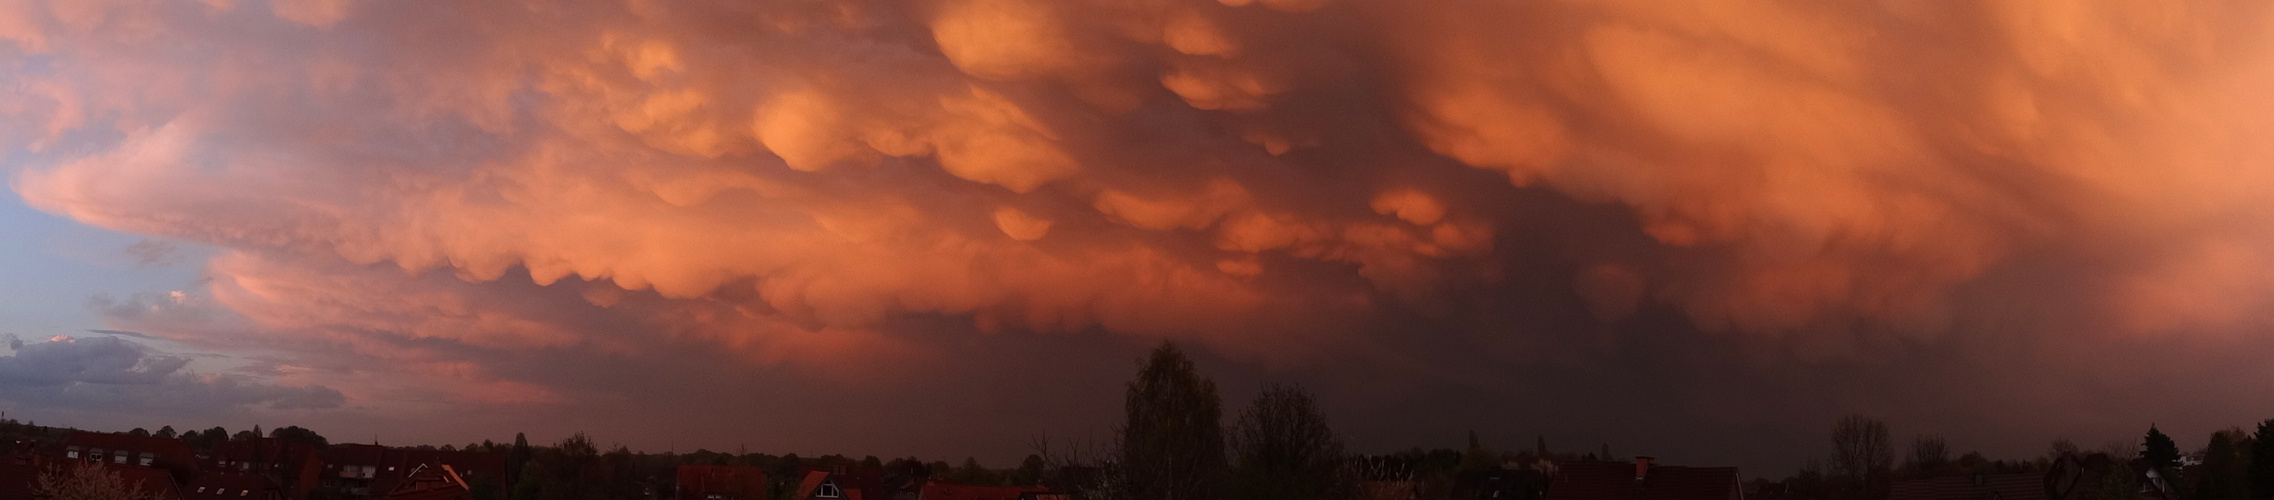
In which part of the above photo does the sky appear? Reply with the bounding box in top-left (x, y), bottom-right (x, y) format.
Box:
top-left (4, 0), bottom-right (2274, 478)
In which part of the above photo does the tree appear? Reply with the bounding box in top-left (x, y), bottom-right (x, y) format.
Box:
top-left (1228, 384), bottom-right (1351, 500)
top-left (270, 426), bottom-right (329, 448)
top-left (189, 427), bottom-right (229, 452)
top-left (1905, 436), bottom-right (1950, 477)
top-left (947, 457), bottom-right (997, 485)
top-left (1830, 415), bottom-right (1893, 500)
top-left (2249, 420), bottom-right (2274, 500)
top-left (1014, 455), bottom-right (1046, 486)
top-left (2143, 425), bottom-right (2180, 471)
top-left (152, 426), bottom-right (176, 439)
top-left (1118, 342), bottom-right (1226, 500)
top-left (1460, 431), bottom-right (1495, 471)
top-left (2199, 428), bottom-right (2250, 500)
top-left (33, 461), bottom-right (157, 500)
top-left (126, 428), bottom-right (150, 438)
top-left (509, 433), bottom-right (532, 486)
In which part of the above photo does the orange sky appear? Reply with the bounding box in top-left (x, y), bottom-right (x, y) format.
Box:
top-left (5, 0), bottom-right (2274, 474)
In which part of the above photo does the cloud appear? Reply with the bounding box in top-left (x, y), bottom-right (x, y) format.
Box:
top-left (3, 0), bottom-right (2274, 472)
top-left (0, 335), bottom-right (343, 412)
top-left (86, 329), bottom-right (158, 340)
top-left (122, 239), bottom-right (184, 268)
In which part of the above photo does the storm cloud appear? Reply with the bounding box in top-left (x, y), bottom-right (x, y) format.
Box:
top-left (0, 335), bottom-right (344, 413)
top-left (4, 0), bottom-right (2274, 473)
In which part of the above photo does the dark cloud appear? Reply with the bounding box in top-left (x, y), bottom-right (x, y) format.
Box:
top-left (86, 329), bottom-right (158, 340)
top-left (0, 336), bottom-right (344, 414)
top-left (4, 0), bottom-right (2274, 477)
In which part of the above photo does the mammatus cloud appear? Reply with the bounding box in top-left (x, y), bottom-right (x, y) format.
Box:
top-left (4, 0), bottom-right (2274, 448)
top-left (0, 335), bottom-right (344, 412)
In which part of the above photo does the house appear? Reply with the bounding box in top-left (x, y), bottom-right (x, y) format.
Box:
top-left (914, 481), bottom-right (1048, 500)
top-left (676, 465), bottom-right (768, 500)
top-left (185, 474), bottom-right (285, 500)
top-left (378, 449), bottom-right (507, 498)
top-left (1546, 458), bottom-right (1743, 500)
top-left (107, 463), bottom-right (187, 500)
top-left (1890, 473), bottom-right (2048, 500)
top-left (322, 444), bottom-right (391, 496)
top-left (59, 431), bottom-right (202, 478)
top-left (782, 466), bottom-right (896, 500)
top-left (207, 439), bottom-right (324, 500)
top-left (381, 464), bottom-right (475, 500)
top-left (323, 445), bottom-right (508, 500)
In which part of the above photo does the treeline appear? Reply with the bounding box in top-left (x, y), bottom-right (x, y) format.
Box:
top-left (1056, 342), bottom-right (1630, 500)
top-left (40, 341), bottom-right (2271, 500)
top-left (1760, 414), bottom-right (2274, 500)
top-left (497, 431), bottom-right (1055, 500)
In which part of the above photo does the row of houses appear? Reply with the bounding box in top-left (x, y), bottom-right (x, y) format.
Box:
top-left (675, 464), bottom-right (1070, 500)
top-left (0, 430), bottom-right (502, 500)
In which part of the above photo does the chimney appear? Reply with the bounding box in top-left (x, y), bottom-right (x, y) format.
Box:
top-left (1635, 456), bottom-right (1654, 481)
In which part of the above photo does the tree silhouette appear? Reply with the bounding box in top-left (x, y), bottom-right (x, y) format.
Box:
top-left (2143, 425), bottom-right (2180, 471)
top-left (2199, 428), bottom-right (2249, 500)
top-left (2249, 420), bottom-right (2274, 500)
top-left (1228, 384), bottom-right (1350, 500)
top-left (1830, 415), bottom-right (1893, 500)
top-left (1905, 436), bottom-right (1949, 477)
top-left (1118, 342), bottom-right (1225, 500)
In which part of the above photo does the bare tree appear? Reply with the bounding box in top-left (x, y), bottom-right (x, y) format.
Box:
top-left (1904, 436), bottom-right (1949, 477)
top-left (1118, 342), bottom-right (1225, 500)
top-left (1228, 384), bottom-right (1351, 500)
top-left (32, 462), bottom-right (156, 500)
top-left (1830, 415), bottom-right (1893, 500)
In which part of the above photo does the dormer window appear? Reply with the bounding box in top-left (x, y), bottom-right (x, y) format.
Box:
top-left (196, 487), bottom-right (206, 493)
top-left (816, 481), bottom-right (843, 498)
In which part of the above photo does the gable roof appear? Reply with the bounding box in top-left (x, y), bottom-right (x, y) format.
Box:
top-left (383, 464), bottom-right (475, 500)
top-left (1547, 460), bottom-right (1742, 500)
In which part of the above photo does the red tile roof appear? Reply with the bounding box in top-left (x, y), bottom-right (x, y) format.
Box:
top-left (105, 463), bottom-right (184, 500)
top-left (677, 465), bottom-right (768, 500)
top-left (184, 474), bottom-right (283, 500)
top-left (1547, 460), bottom-right (1742, 500)
top-left (0, 462), bottom-right (39, 500)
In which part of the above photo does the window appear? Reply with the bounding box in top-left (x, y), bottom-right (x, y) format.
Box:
top-left (65, 447), bottom-right (79, 459)
top-left (240, 490), bottom-right (249, 497)
top-left (114, 454), bottom-right (127, 464)
top-left (816, 481), bottom-right (843, 498)
top-left (196, 487), bottom-right (206, 493)
top-left (139, 453), bottom-right (154, 466)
